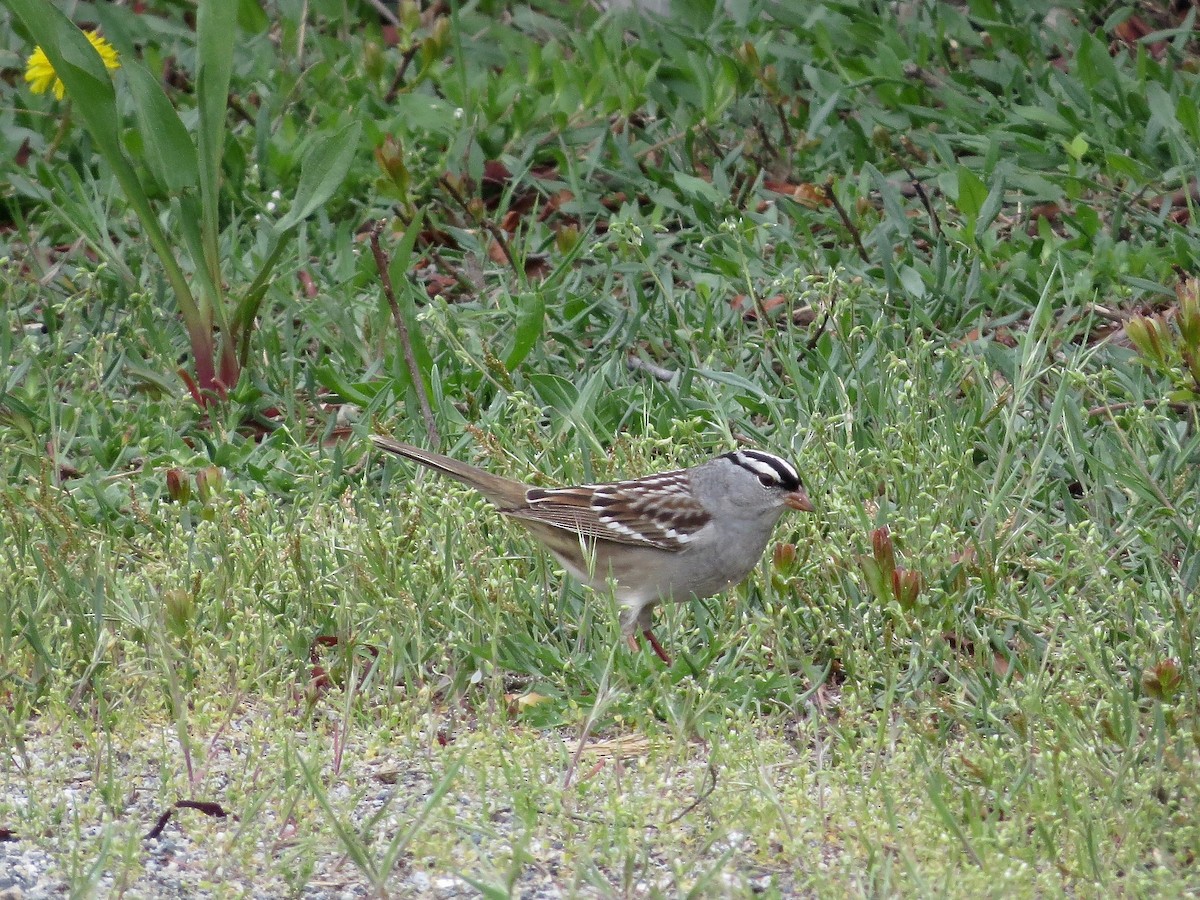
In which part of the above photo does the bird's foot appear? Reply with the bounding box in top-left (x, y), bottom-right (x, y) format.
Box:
top-left (625, 630), bottom-right (672, 664)
top-left (642, 628), bottom-right (672, 665)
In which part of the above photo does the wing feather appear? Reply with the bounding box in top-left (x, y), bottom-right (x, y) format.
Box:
top-left (503, 472), bottom-right (711, 551)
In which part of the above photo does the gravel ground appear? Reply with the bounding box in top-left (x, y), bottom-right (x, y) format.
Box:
top-left (0, 704), bottom-right (817, 898)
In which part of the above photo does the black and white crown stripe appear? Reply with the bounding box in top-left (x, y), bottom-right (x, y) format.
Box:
top-left (722, 450), bottom-right (801, 492)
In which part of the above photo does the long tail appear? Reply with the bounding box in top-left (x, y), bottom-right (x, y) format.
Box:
top-left (370, 435), bottom-right (528, 507)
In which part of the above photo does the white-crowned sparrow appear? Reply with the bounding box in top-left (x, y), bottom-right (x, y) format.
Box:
top-left (371, 435), bottom-right (813, 663)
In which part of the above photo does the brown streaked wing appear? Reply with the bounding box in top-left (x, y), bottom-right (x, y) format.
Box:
top-left (592, 472), bottom-right (711, 550)
top-left (502, 472), bottom-right (710, 552)
top-left (503, 486), bottom-right (653, 547)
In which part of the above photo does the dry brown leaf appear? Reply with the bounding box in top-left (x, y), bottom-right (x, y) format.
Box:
top-left (729, 293), bottom-right (790, 320)
top-left (762, 179), bottom-right (828, 208)
top-left (567, 734), bottom-right (651, 761)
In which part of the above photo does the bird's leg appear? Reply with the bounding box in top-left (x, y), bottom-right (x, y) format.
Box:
top-left (621, 604), bottom-right (671, 663)
top-left (642, 628), bottom-right (672, 665)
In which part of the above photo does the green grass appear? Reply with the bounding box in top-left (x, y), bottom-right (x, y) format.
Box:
top-left (2, 0), bottom-right (1199, 895)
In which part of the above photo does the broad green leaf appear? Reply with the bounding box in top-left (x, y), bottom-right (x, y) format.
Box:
top-left (276, 121), bottom-right (363, 232)
top-left (955, 165), bottom-right (988, 219)
top-left (1145, 83), bottom-right (1182, 142)
top-left (864, 164), bottom-right (910, 237)
top-left (976, 168), bottom-right (1006, 234)
top-left (195, 0), bottom-right (237, 308)
top-left (1011, 104), bottom-right (1073, 135)
top-left (504, 291), bottom-right (546, 371)
top-left (1007, 171), bottom-right (1065, 202)
top-left (389, 94), bottom-right (462, 134)
top-left (693, 367), bottom-right (772, 401)
top-left (386, 208), bottom-right (426, 281)
top-left (233, 234), bottom-right (290, 344)
top-left (1063, 132), bottom-right (1089, 162)
top-left (1104, 152), bottom-right (1142, 179)
top-left (314, 363), bottom-right (383, 406)
top-left (527, 373), bottom-right (578, 413)
top-left (673, 172), bottom-right (725, 206)
top-left (123, 359), bottom-right (185, 397)
top-left (1073, 31), bottom-right (1118, 93)
top-left (7, 172), bottom-right (52, 202)
top-left (805, 87), bottom-right (842, 136)
top-left (124, 60), bottom-right (198, 193)
top-left (1070, 204), bottom-right (1101, 240)
top-left (899, 265), bottom-right (927, 299)
top-left (237, 0), bottom-right (270, 32)
top-left (196, 0), bottom-right (236, 212)
top-left (175, 195), bottom-right (217, 320)
top-left (1177, 94), bottom-right (1200, 145)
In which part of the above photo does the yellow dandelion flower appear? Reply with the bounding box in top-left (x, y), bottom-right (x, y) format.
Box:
top-left (25, 29), bottom-right (120, 101)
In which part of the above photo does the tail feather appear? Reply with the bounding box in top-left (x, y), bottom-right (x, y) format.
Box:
top-left (370, 435), bottom-right (528, 507)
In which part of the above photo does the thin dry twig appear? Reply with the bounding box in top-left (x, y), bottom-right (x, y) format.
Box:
top-left (1086, 399), bottom-right (1197, 418)
top-left (384, 41), bottom-right (423, 104)
top-left (438, 174), bottom-right (519, 275)
top-left (665, 761), bottom-right (719, 824)
top-left (425, 243), bottom-right (479, 295)
top-left (368, 220), bottom-right (440, 447)
top-left (632, 124), bottom-right (693, 161)
top-left (774, 102), bottom-right (793, 153)
top-left (362, 0), bottom-right (400, 26)
top-left (563, 716), bottom-right (600, 791)
top-left (806, 307), bottom-right (833, 352)
top-left (626, 354), bottom-right (677, 383)
top-left (753, 118), bottom-right (780, 166)
top-left (898, 159), bottom-right (941, 239)
top-left (823, 180), bottom-right (870, 264)
top-left (145, 800), bottom-right (234, 841)
top-left (1085, 304), bottom-right (1129, 323)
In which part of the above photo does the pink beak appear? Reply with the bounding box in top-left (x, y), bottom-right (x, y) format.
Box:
top-left (785, 489), bottom-right (814, 513)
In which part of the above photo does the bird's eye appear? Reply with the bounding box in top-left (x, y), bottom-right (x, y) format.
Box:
top-left (758, 474), bottom-right (774, 487)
